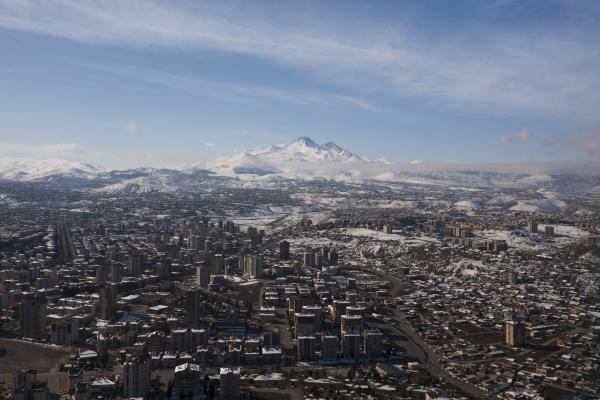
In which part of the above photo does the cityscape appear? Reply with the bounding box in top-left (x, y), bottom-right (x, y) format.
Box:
top-left (1, 1), bottom-right (600, 400)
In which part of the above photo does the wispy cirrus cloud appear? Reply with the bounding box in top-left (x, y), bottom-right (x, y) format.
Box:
top-left (0, 142), bottom-right (86, 158)
top-left (500, 129), bottom-right (533, 144)
top-left (0, 1), bottom-right (599, 117)
top-left (95, 65), bottom-right (377, 111)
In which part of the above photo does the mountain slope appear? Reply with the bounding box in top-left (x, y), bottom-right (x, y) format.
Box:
top-left (185, 136), bottom-right (379, 180)
top-left (0, 158), bottom-right (101, 181)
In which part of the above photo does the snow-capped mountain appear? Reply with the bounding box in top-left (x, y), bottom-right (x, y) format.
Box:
top-left (0, 158), bottom-right (101, 181)
top-left (185, 136), bottom-right (384, 180)
top-left (1, 137), bottom-right (599, 200)
top-left (210, 136), bottom-right (363, 165)
top-left (264, 136), bottom-right (359, 161)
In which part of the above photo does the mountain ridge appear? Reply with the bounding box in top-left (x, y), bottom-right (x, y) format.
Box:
top-left (1, 138), bottom-right (600, 191)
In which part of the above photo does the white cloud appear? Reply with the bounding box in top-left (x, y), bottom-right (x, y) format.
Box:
top-left (0, 143), bottom-right (86, 158)
top-left (500, 129), bottom-right (533, 144)
top-left (0, 1), bottom-right (598, 117)
top-left (204, 142), bottom-right (216, 148)
top-left (409, 159), bottom-right (424, 165)
top-left (127, 121), bottom-right (137, 132)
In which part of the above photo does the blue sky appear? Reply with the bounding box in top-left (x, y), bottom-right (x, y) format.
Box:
top-left (0, 0), bottom-right (599, 168)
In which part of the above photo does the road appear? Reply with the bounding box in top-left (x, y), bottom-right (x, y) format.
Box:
top-left (56, 224), bottom-right (75, 264)
top-left (360, 266), bottom-right (499, 399)
top-left (392, 311), bottom-right (500, 399)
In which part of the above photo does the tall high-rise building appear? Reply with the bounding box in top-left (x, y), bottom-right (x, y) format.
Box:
top-left (128, 252), bottom-right (143, 276)
top-left (347, 277), bottom-right (357, 290)
top-left (95, 264), bottom-right (108, 283)
top-left (297, 336), bottom-right (316, 362)
top-left (328, 250), bottom-right (339, 266)
top-left (123, 356), bottom-right (151, 398)
top-left (503, 269), bottom-right (517, 285)
top-left (303, 252), bottom-right (314, 268)
top-left (302, 305), bottom-right (323, 330)
top-left (346, 306), bottom-right (366, 318)
top-left (50, 316), bottom-right (79, 345)
top-left (279, 240), bottom-right (290, 260)
top-left (241, 254), bottom-right (263, 278)
top-left (294, 313), bottom-right (316, 336)
top-left (12, 369), bottom-right (48, 400)
top-left (97, 332), bottom-right (108, 361)
top-left (527, 221), bottom-right (538, 234)
top-left (341, 314), bottom-right (363, 335)
top-left (212, 254), bottom-right (225, 275)
top-left (110, 263), bottom-right (123, 282)
top-left (185, 288), bottom-right (202, 329)
top-left (332, 300), bottom-right (352, 325)
top-left (195, 262), bottom-right (210, 289)
top-left (545, 225), bottom-right (555, 237)
top-left (19, 293), bottom-right (46, 339)
top-left (173, 363), bottom-right (202, 398)
top-left (204, 238), bottom-right (212, 253)
top-left (156, 262), bottom-right (170, 279)
top-left (364, 331), bottom-right (383, 360)
top-left (342, 333), bottom-right (361, 360)
top-left (219, 367), bottom-right (241, 400)
top-left (320, 335), bottom-right (338, 362)
top-left (504, 320), bottom-right (526, 348)
top-left (98, 284), bottom-right (117, 320)
top-left (314, 254), bottom-right (323, 268)
top-left (224, 221), bottom-right (236, 234)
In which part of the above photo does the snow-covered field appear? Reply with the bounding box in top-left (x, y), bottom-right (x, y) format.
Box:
top-left (244, 372), bottom-right (285, 381)
top-left (509, 199), bottom-right (567, 213)
top-left (453, 200), bottom-right (484, 210)
top-left (285, 237), bottom-right (344, 248)
top-left (0, 193), bottom-right (18, 207)
top-left (475, 224), bottom-right (590, 250)
top-left (538, 224), bottom-right (589, 238)
top-left (444, 259), bottom-right (490, 277)
top-left (93, 176), bottom-right (177, 194)
top-left (341, 228), bottom-right (405, 241)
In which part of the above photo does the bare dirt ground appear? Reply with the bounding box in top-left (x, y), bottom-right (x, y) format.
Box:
top-left (0, 338), bottom-right (71, 373)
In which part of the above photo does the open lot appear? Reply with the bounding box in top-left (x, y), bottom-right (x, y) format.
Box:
top-left (464, 331), bottom-right (504, 346)
top-left (0, 338), bottom-right (71, 373)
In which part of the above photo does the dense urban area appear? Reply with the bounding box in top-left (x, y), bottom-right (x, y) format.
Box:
top-left (0, 168), bottom-right (599, 400)
top-left (2, 0), bottom-right (599, 398)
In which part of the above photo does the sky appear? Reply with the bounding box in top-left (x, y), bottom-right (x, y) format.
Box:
top-left (0, 0), bottom-right (599, 168)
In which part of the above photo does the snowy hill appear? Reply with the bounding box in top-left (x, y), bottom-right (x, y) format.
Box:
top-left (0, 158), bottom-right (101, 181)
top-left (92, 175), bottom-right (176, 194)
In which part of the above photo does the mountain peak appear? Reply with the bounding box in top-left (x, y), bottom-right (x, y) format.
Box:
top-left (290, 136), bottom-right (319, 148)
top-left (321, 141), bottom-right (352, 156)
top-left (278, 137), bottom-right (357, 160)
